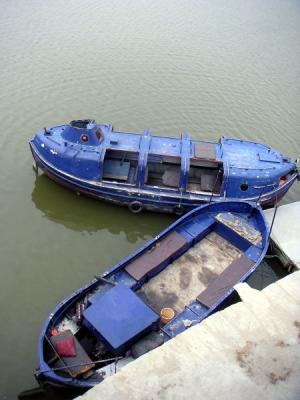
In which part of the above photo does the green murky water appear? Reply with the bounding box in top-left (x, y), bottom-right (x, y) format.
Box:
top-left (0, 1), bottom-right (299, 398)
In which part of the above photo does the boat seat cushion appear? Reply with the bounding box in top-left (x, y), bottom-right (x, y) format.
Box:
top-left (50, 330), bottom-right (95, 377)
top-left (125, 231), bottom-right (187, 281)
top-left (196, 255), bottom-right (255, 308)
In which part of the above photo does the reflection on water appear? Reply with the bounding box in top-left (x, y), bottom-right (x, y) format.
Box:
top-left (31, 174), bottom-right (173, 242)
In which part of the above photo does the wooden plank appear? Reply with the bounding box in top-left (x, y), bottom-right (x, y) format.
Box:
top-left (161, 156), bottom-right (181, 164)
top-left (196, 255), bottom-right (254, 308)
top-left (125, 231), bottom-right (187, 281)
top-left (194, 143), bottom-right (216, 161)
top-left (190, 158), bottom-right (220, 168)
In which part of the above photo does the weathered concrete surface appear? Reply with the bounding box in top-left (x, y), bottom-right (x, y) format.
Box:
top-left (265, 201), bottom-right (300, 270)
top-left (76, 271), bottom-right (300, 400)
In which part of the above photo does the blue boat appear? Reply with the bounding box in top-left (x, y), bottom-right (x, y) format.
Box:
top-left (35, 200), bottom-right (269, 389)
top-left (29, 119), bottom-right (299, 213)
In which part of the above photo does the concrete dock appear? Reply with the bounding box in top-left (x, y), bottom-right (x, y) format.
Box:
top-left (76, 270), bottom-right (300, 400)
top-left (264, 201), bottom-right (300, 270)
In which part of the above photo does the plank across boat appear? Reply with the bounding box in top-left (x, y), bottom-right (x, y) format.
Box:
top-left (29, 119), bottom-right (299, 213)
top-left (35, 201), bottom-right (269, 389)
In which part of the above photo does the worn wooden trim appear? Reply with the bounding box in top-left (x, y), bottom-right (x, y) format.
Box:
top-left (196, 255), bottom-right (254, 308)
top-left (125, 231), bottom-right (187, 281)
top-left (194, 143), bottom-right (216, 161)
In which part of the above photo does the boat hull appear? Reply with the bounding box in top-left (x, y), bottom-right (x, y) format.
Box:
top-left (35, 201), bottom-right (269, 389)
top-left (30, 142), bottom-right (297, 213)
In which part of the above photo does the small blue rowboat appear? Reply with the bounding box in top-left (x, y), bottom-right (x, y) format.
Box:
top-left (35, 200), bottom-right (269, 389)
top-left (29, 119), bottom-right (299, 214)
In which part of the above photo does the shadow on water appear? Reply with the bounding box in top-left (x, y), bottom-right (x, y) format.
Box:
top-left (18, 386), bottom-right (86, 400)
top-left (31, 174), bottom-right (173, 242)
top-left (246, 254), bottom-right (288, 290)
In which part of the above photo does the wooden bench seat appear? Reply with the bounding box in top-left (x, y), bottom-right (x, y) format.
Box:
top-left (125, 231), bottom-right (187, 281)
top-left (194, 142), bottom-right (216, 161)
top-left (196, 255), bottom-right (255, 308)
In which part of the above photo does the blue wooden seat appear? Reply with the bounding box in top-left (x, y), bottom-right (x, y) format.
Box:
top-left (103, 160), bottom-right (130, 181)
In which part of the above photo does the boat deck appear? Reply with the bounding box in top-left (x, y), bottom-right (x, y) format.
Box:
top-left (138, 232), bottom-right (241, 313)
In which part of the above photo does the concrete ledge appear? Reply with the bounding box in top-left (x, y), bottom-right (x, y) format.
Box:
top-left (264, 201), bottom-right (300, 270)
top-left (76, 271), bottom-right (300, 400)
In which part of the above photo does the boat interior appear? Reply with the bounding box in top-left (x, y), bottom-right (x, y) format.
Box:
top-left (137, 231), bottom-right (242, 314)
top-left (145, 154), bottom-right (181, 188)
top-left (102, 150), bottom-right (139, 184)
top-left (42, 209), bottom-right (263, 384)
top-left (102, 149), bottom-right (223, 193)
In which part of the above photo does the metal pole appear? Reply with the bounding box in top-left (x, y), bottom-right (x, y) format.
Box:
top-left (268, 189), bottom-right (279, 244)
top-left (268, 203), bottom-right (278, 244)
top-left (256, 186), bottom-right (265, 206)
top-left (209, 170), bottom-right (220, 204)
top-left (37, 356), bottom-right (122, 375)
top-left (43, 335), bottom-right (73, 377)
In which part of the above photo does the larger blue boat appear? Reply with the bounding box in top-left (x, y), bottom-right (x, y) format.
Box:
top-left (35, 201), bottom-right (268, 390)
top-left (30, 119), bottom-right (299, 213)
